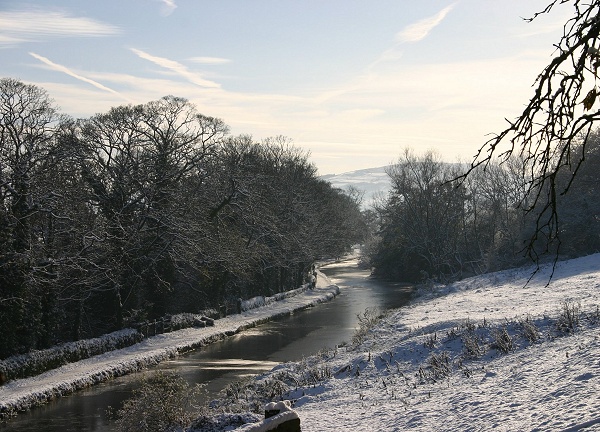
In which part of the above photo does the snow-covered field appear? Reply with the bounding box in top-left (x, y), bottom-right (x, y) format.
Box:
top-left (0, 276), bottom-right (340, 419)
top-left (209, 254), bottom-right (600, 431)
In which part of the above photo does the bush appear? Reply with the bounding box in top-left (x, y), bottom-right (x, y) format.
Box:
top-left (556, 301), bottom-right (581, 333)
top-left (490, 325), bottom-right (514, 354)
top-left (461, 330), bottom-right (483, 359)
top-left (419, 351), bottom-right (451, 382)
top-left (191, 412), bottom-right (262, 432)
top-left (351, 307), bottom-right (385, 347)
top-left (0, 329), bottom-right (143, 383)
top-left (423, 332), bottom-right (437, 349)
top-left (114, 371), bottom-right (201, 432)
top-left (519, 316), bottom-right (540, 343)
top-left (212, 374), bottom-right (291, 415)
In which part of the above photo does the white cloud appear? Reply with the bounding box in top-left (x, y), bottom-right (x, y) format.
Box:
top-left (29, 52), bottom-right (130, 102)
top-left (0, 9), bottom-right (119, 45)
top-left (188, 56), bottom-right (231, 65)
top-left (159, 0), bottom-right (177, 16)
top-left (396, 3), bottom-right (456, 43)
top-left (30, 45), bottom-right (549, 174)
top-left (131, 48), bottom-right (221, 88)
top-left (26, 50), bottom-right (546, 174)
top-left (368, 3), bottom-right (457, 70)
top-left (0, 34), bottom-right (25, 47)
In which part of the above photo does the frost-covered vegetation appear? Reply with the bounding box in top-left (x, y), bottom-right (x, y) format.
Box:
top-left (2, 254), bottom-right (599, 430)
top-left (364, 0), bottom-right (600, 285)
top-left (240, 284), bottom-right (312, 312)
top-left (191, 254), bottom-right (600, 431)
top-left (0, 329), bottom-right (142, 383)
top-left (0, 292), bottom-right (302, 385)
top-left (112, 371), bottom-right (202, 432)
top-left (364, 139), bottom-right (600, 284)
top-left (0, 78), bottom-right (365, 360)
top-left (0, 280), bottom-right (340, 420)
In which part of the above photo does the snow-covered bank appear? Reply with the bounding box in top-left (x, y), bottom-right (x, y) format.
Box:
top-left (0, 273), bottom-right (340, 419)
top-left (0, 329), bottom-right (143, 383)
top-left (206, 254), bottom-right (600, 431)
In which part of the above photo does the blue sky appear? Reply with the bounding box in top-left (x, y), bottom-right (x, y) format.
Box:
top-left (0, 1), bottom-right (571, 174)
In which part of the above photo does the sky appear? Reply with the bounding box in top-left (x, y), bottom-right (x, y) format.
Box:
top-left (0, 1), bottom-right (573, 174)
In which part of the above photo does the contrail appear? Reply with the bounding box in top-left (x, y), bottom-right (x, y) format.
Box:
top-left (29, 52), bottom-right (131, 102)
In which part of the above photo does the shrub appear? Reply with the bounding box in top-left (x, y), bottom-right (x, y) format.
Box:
top-left (303, 364), bottom-right (333, 385)
top-left (556, 301), bottom-right (581, 333)
top-left (114, 371), bottom-right (201, 432)
top-left (351, 307), bottom-right (385, 347)
top-left (491, 325), bottom-right (514, 354)
top-left (191, 412), bottom-right (262, 432)
top-left (210, 373), bottom-right (293, 415)
top-left (419, 351), bottom-right (451, 382)
top-left (519, 316), bottom-right (540, 343)
top-left (0, 329), bottom-right (143, 383)
top-left (461, 330), bottom-right (483, 359)
top-left (423, 332), bottom-right (437, 349)
top-left (463, 318), bottom-right (476, 333)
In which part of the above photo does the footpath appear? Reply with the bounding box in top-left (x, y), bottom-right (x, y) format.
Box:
top-left (0, 272), bottom-right (339, 418)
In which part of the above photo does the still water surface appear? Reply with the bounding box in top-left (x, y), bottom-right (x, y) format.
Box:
top-left (0, 259), bottom-right (412, 431)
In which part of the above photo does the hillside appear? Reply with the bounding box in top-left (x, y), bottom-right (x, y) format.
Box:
top-left (197, 254), bottom-right (600, 431)
top-left (321, 166), bottom-right (391, 209)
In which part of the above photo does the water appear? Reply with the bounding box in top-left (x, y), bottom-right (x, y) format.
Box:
top-left (0, 258), bottom-right (412, 431)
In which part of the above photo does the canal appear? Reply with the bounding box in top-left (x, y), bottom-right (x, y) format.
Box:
top-left (0, 258), bottom-right (412, 431)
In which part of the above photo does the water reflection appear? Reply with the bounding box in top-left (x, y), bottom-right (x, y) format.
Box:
top-left (0, 259), bottom-right (411, 432)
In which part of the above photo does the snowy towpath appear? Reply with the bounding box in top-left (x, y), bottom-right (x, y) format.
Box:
top-left (0, 274), bottom-right (339, 417)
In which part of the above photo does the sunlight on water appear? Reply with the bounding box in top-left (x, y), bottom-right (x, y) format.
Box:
top-left (0, 260), bottom-right (411, 432)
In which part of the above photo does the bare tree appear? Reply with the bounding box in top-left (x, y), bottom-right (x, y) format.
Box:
top-left (79, 97), bottom-right (228, 327)
top-left (463, 1), bottom-right (600, 262)
top-left (374, 149), bottom-right (467, 282)
top-left (465, 158), bottom-right (530, 271)
top-left (0, 78), bottom-right (62, 355)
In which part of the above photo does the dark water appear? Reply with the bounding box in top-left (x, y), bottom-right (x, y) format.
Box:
top-left (0, 259), bottom-right (412, 432)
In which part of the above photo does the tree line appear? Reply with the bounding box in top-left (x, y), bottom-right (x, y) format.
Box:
top-left (364, 139), bottom-right (600, 283)
top-left (0, 78), bottom-right (365, 359)
top-left (364, 1), bottom-right (600, 284)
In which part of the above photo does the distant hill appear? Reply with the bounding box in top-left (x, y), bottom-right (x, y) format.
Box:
top-left (321, 166), bottom-right (392, 209)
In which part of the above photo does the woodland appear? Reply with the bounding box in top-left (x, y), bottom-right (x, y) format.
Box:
top-left (363, 143), bottom-right (600, 282)
top-left (0, 79), bottom-right (365, 358)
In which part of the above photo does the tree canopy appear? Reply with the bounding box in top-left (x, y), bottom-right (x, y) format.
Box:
top-left (0, 79), bottom-right (366, 358)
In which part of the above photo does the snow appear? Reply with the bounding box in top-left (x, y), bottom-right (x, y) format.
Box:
top-left (321, 166), bottom-right (391, 208)
top-left (0, 274), bottom-right (339, 418)
top-left (237, 401), bottom-right (300, 432)
top-left (0, 329), bottom-right (143, 382)
top-left (3, 253), bottom-right (600, 431)
top-left (242, 253), bottom-right (600, 432)
top-left (240, 284), bottom-right (314, 312)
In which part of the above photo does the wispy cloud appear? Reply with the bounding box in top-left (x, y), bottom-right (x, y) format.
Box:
top-left (188, 56), bottom-right (231, 65)
top-left (396, 3), bottom-right (456, 43)
top-left (29, 52), bottom-right (130, 102)
top-left (368, 3), bottom-right (457, 69)
top-left (159, 0), bottom-right (177, 16)
top-left (0, 34), bottom-right (25, 47)
top-left (131, 48), bottom-right (221, 88)
top-left (0, 9), bottom-right (119, 45)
